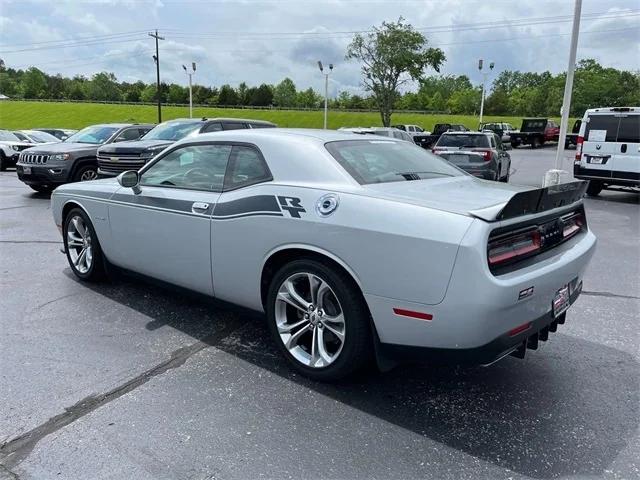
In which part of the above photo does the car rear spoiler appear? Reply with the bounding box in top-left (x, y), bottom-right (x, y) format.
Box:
top-left (470, 181), bottom-right (588, 222)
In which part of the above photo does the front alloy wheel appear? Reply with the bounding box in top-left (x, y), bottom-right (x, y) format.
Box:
top-left (63, 208), bottom-right (105, 281)
top-left (275, 272), bottom-right (346, 368)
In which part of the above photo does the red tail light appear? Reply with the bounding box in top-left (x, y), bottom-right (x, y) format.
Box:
top-left (562, 212), bottom-right (585, 239)
top-left (472, 149), bottom-right (493, 161)
top-left (488, 228), bottom-right (541, 267)
top-left (575, 135), bottom-right (584, 163)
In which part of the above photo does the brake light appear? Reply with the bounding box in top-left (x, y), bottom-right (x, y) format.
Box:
top-left (575, 135), bottom-right (584, 163)
top-left (488, 228), bottom-right (541, 267)
top-left (472, 149), bottom-right (493, 161)
top-left (562, 212), bottom-right (585, 239)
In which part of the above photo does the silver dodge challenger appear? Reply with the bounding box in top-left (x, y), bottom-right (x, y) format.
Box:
top-left (51, 129), bottom-right (596, 380)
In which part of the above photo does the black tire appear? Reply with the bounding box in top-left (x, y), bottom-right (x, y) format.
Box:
top-left (531, 137), bottom-right (541, 149)
top-left (0, 152), bottom-right (7, 171)
top-left (586, 181), bottom-right (603, 197)
top-left (500, 165), bottom-right (510, 183)
top-left (29, 185), bottom-right (54, 194)
top-left (63, 208), bottom-right (106, 282)
top-left (511, 140), bottom-right (521, 149)
top-left (266, 258), bottom-right (372, 381)
top-left (73, 164), bottom-right (98, 182)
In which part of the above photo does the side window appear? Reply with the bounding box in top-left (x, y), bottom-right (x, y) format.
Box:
top-left (138, 128), bottom-right (151, 138)
top-left (616, 116), bottom-right (640, 143)
top-left (249, 123), bottom-right (274, 129)
top-left (416, 126), bottom-right (424, 132)
top-left (141, 144), bottom-right (232, 192)
top-left (222, 123), bottom-right (246, 131)
top-left (490, 136), bottom-right (497, 148)
top-left (114, 128), bottom-right (143, 142)
top-left (224, 145), bottom-right (272, 190)
top-left (408, 126), bottom-right (415, 132)
top-left (202, 122), bottom-right (223, 133)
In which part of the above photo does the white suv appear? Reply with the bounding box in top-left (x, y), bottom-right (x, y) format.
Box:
top-left (574, 107), bottom-right (640, 196)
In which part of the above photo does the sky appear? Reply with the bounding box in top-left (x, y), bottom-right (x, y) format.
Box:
top-left (0, 0), bottom-right (638, 96)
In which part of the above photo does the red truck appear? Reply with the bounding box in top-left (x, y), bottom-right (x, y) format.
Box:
top-left (510, 118), bottom-right (560, 148)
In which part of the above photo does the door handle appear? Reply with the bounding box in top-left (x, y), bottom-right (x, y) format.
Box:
top-left (620, 144), bottom-right (627, 153)
top-left (191, 202), bottom-right (210, 214)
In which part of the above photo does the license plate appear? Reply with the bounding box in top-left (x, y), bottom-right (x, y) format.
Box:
top-left (588, 156), bottom-right (604, 164)
top-left (23, 166), bottom-right (32, 174)
top-left (552, 285), bottom-right (571, 318)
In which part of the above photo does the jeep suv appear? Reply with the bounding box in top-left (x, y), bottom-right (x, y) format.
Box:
top-left (97, 117), bottom-right (277, 177)
top-left (16, 123), bottom-right (153, 193)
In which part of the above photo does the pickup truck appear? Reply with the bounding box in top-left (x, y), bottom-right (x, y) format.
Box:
top-left (564, 119), bottom-right (582, 148)
top-left (510, 118), bottom-right (559, 148)
top-left (391, 124), bottom-right (431, 136)
top-left (414, 123), bottom-right (469, 149)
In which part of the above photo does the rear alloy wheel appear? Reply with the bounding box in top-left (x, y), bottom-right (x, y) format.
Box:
top-left (266, 259), bottom-right (372, 381)
top-left (63, 208), bottom-right (106, 281)
top-left (586, 180), bottom-right (603, 197)
top-left (74, 165), bottom-right (98, 182)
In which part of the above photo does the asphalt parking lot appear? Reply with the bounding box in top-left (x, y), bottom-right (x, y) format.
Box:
top-left (1, 146), bottom-right (638, 480)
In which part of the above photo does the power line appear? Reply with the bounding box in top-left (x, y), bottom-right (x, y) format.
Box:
top-left (0, 30), bottom-right (151, 48)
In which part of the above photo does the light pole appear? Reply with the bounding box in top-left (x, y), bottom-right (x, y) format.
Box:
top-left (182, 62), bottom-right (196, 118)
top-left (318, 61), bottom-right (333, 129)
top-left (478, 59), bottom-right (494, 126)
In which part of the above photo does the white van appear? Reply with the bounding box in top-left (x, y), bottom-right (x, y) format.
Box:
top-left (574, 107), bottom-right (640, 196)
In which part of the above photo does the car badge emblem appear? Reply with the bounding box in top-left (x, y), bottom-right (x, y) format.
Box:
top-left (111, 157), bottom-right (119, 162)
top-left (596, 144), bottom-right (601, 150)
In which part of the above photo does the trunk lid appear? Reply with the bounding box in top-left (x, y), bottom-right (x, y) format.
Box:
top-left (364, 176), bottom-right (587, 221)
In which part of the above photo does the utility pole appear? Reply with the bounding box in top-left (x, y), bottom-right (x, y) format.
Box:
top-left (149, 30), bottom-right (164, 123)
top-left (183, 62), bottom-right (196, 118)
top-left (318, 61), bottom-right (333, 129)
top-left (478, 59), bottom-right (494, 126)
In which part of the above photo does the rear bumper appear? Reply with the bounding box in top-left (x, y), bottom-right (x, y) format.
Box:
top-left (455, 164), bottom-right (497, 180)
top-left (574, 165), bottom-right (640, 187)
top-left (365, 223), bottom-right (596, 356)
top-left (379, 286), bottom-right (578, 366)
top-left (16, 163), bottom-right (71, 185)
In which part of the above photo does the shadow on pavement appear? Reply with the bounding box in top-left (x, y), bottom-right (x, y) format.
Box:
top-left (73, 271), bottom-right (639, 480)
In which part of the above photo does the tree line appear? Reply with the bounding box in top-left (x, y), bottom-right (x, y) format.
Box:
top-left (0, 58), bottom-right (637, 118)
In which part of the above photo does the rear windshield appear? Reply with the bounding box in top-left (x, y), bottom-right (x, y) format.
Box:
top-left (143, 121), bottom-right (203, 141)
top-left (436, 134), bottom-right (490, 148)
top-left (325, 139), bottom-right (462, 185)
top-left (521, 119), bottom-right (546, 132)
top-left (585, 114), bottom-right (640, 143)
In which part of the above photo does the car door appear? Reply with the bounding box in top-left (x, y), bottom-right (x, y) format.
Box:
top-left (107, 143), bottom-right (232, 295)
top-left (581, 114), bottom-right (619, 178)
top-left (610, 114), bottom-right (640, 179)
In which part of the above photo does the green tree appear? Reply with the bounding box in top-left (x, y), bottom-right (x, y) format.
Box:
top-left (140, 84), bottom-right (157, 103)
top-left (85, 72), bottom-right (121, 101)
top-left (21, 67), bottom-right (48, 98)
top-left (218, 84), bottom-right (239, 105)
top-left (167, 83), bottom-right (188, 103)
top-left (296, 87), bottom-right (322, 108)
top-left (249, 83), bottom-right (273, 106)
top-left (346, 17), bottom-right (445, 125)
top-left (273, 77), bottom-right (297, 107)
top-left (236, 82), bottom-right (249, 105)
top-left (0, 72), bottom-right (18, 97)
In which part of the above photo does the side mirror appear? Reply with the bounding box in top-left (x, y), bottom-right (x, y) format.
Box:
top-left (117, 170), bottom-right (141, 194)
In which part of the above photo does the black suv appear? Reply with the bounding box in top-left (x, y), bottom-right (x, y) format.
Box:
top-left (97, 117), bottom-right (277, 177)
top-left (16, 123), bottom-right (153, 193)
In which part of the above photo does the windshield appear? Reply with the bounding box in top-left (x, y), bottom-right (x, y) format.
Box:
top-left (24, 131), bottom-right (59, 143)
top-left (325, 139), bottom-right (462, 185)
top-left (143, 121), bottom-right (203, 141)
top-left (0, 130), bottom-right (20, 142)
top-left (437, 134), bottom-right (490, 148)
top-left (65, 126), bottom-right (119, 144)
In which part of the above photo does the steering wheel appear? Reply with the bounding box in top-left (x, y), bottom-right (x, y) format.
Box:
top-left (182, 167), bottom-right (211, 183)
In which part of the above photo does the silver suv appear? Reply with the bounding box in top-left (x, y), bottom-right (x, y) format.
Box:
top-left (433, 131), bottom-right (511, 182)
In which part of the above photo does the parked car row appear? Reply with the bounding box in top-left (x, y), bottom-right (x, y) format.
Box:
top-left (11, 117), bottom-right (276, 192)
